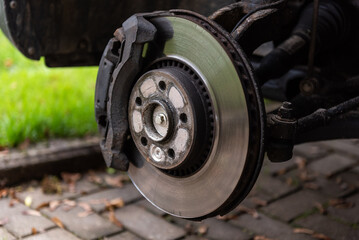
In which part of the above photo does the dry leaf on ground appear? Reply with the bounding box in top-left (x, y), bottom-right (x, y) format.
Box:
top-left (31, 227), bottom-right (37, 235)
top-left (87, 171), bottom-right (103, 185)
top-left (61, 172), bottom-right (81, 193)
top-left (312, 233), bottom-right (332, 240)
top-left (108, 210), bottom-right (123, 228)
top-left (237, 206), bottom-right (259, 219)
top-left (36, 202), bottom-right (50, 211)
top-left (315, 202), bottom-right (326, 214)
top-left (329, 198), bottom-right (354, 209)
top-left (254, 235), bottom-right (277, 240)
top-left (22, 209), bottom-right (41, 217)
top-left (295, 157), bottom-right (307, 170)
top-left (51, 217), bottom-right (64, 229)
top-left (77, 202), bottom-right (93, 217)
top-left (293, 228), bottom-right (315, 235)
top-left (304, 182), bottom-right (320, 190)
top-left (49, 200), bottom-right (61, 211)
top-left (197, 225), bottom-right (208, 235)
top-left (251, 197), bottom-right (268, 207)
top-left (107, 198), bottom-right (125, 209)
top-left (105, 175), bottom-right (130, 188)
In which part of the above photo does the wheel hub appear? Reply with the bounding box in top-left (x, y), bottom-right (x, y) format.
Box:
top-left (129, 64), bottom-right (213, 173)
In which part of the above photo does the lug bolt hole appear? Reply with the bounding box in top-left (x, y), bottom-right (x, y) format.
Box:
top-left (159, 81), bottom-right (166, 91)
top-left (135, 97), bottom-right (142, 106)
top-left (180, 113), bottom-right (188, 123)
top-left (141, 137), bottom-right (148, 146)
top-left (168, 148), bottom-right (175, 159)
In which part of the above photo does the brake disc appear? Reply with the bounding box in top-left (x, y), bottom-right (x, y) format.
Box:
top-left (95, 10), bottom-right (265, 220)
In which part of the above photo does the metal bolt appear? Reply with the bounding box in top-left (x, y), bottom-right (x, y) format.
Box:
top-left (27, 47), bottom-right (35, 56)
top-left (10, 1), bottom-right (17, 9)
top-left (155, 113), bottom-right (167, 125)
top-left (278, 101), bottom-right (294, 120)
top-left (152, 147), bottom-right (164, 162)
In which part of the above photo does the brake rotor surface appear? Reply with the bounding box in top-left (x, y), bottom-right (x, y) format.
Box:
top-left (126, 12), bottom-right (265, 220)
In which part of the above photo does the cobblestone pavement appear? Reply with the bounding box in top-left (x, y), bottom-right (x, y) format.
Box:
top-left (0, 139), bottom-right (358, 240)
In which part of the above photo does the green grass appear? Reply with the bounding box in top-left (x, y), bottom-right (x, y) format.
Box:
top-left (0, 32), bottom-right (98, 147)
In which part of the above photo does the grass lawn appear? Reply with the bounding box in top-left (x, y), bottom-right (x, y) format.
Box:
top-left (0, 32), bottom-right (98, 147)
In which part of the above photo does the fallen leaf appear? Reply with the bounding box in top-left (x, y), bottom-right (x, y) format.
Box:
top-left (216, 213), bottom-right (238, 221)
top-left (87, 171), bottom-right (103, 185)
top-left (31, 227), bottom-right (37, 235)
top-left (0, 217), bottom-right (9, 226)
top-left (77, 211), bottom-right (93, 218)
top-left (251, 197), bottom-right (268, 207)
top-left (105, 175), bottom-right (130, 188)
top-left (78, 202), bottom-right (92, 212)
top-left (315, 202), bottom-right (326, 214)
top-left (312, 233), bottom-right (332, 240)
top-left (61, 172), bottom-right (81, 193)
top-left (293, 228), bottom-right (315, 235)
top-left (51, 217), bottom-right (64, 229)
top-left (304, 182), bottom-right (320, 190)
top-left (63, 199), bottom-right (76, 207)
top-left (277, 168), bottom-right (287, 176)
top-left (9, 198), bottom-right (19, 207)
top-left (329, 198), bottom-right (354, 209)
top-left (237, 206), bottom-right (259, 219)
top-left (108, 198), bottom-right (125, 208)
top-left (254, 236), bottom-right (277, 240)
top-left (49, 200), bottom-right (61, 211)
top-left (197, 225), bottom-right (208, 235)
top-left (22, 210), bottom-right (41, 217)
top-left (36, 202), bottom-right (50, 211)
top-left (295, 157), bottom-right (306, 170)
top-left (109, 210), bottom-right (123, 228)
top-left (24, 196), bottom-right (33, 207)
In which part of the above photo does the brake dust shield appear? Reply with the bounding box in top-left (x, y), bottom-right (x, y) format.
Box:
top-left (95, 10), bottom-right (265, 220)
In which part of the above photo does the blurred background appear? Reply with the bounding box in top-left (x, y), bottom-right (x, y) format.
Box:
top-left (0, 31), bottom-right (98, 149)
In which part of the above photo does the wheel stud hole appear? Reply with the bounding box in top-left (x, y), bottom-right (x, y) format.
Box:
top-left (179, 113), bottom-right (188, 123)
top-left (168, 148), bottom-right (175, 159)
top-left (135, 97), bottom-right (142, 106)
top-left (141, 137), bottom-right (148, 146)
top-left (159, 81), bottom-right (166, 91)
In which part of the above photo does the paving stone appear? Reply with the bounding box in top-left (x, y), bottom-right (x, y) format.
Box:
top-left (0, 199), bottom-right (55, 238)
top-left (250, 172), bottom-right (298, 202)
top-left (261, 190), bottom-right (327, 222)
top-left (320, 140), bottom-right (359, 159)
top-left (308, 154), bottom-right (356, 177)
top-left (105, 231), bottom-right (143, 240)
top-left (202, 218), bottom-right (251, 240)
top-left (42, 205), bottom-right (121, 240)
top-left (311, 177), bottom-right (356, 198)
top-left (293, 143), bottom-right (330, 160)
top-left (78, 185), bottom-right (142, 212)
top-left (113, 205), bottom-right (185, 240)
top-left (230, 213), bottom-right (313, 240)
top-left (23, 228), bottom-right (80, 240)
top-left (327, 193), bottom-right (359, 224)
top-left (17, 178), bottom-right (98, 209)
top-left (295, 214), bottom-right (359, 240)
top-left (0, 227), bottom-right (16, 240)
top-left (135, 199), bottom-right (166, 216)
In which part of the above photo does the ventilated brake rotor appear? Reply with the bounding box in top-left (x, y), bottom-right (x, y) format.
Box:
top-left (96, 11), bottom-right (265, 220)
